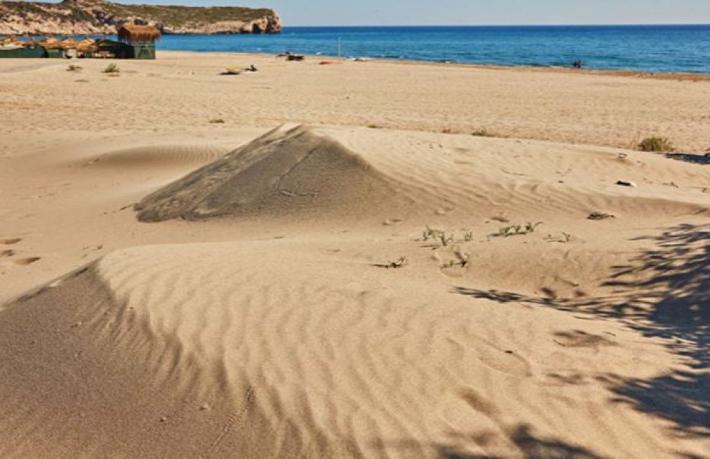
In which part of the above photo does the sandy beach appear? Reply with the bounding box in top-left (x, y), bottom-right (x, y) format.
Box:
top-left (0, 51), bottom-right (708, 458)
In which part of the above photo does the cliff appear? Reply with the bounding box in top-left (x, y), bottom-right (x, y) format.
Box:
top-left (0, 0), bottom-right (282, 35)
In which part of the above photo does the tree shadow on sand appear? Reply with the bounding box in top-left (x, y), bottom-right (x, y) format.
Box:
top-left (455, 223), bottom-right (709, 438)
top-left (374, 423), bottom-right (603, 458)
top-left (665, 153), bottom-right (710, 166)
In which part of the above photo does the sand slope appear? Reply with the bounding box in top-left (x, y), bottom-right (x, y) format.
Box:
top-left (1, 239), bottom-right (705, 458)
top-left (0, 124), bottom-right (708, 457)
top-left (136, 125), bottom-right (407, 222)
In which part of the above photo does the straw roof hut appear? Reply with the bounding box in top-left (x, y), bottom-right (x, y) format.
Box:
top-left (76, 39), bottom-right (97, 54)
top-left (117, 24), bottom-right (161, 43)
top-left (116, 24), bottom-right (160, 59)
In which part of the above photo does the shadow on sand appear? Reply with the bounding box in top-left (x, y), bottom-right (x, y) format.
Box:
top-left (374, 422), bottom-right (604, 458)
top-left (665, 153), bottom-right (710, 166)
top-left (455, 223), bottom-right (709, 439)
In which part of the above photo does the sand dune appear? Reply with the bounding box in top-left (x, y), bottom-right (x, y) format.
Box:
top-left (136, 125), bottom-right (409, 222)
top-left (0, 54), bottom-right (708, 458)
top-left (1, 239), bottom-right (705, 458)
top-left (136, 125), bottom-right (709, 225)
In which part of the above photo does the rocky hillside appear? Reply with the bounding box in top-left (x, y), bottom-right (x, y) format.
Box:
top-left (0, 0), bottom-right (281, 35)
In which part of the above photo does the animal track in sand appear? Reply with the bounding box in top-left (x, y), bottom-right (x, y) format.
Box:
top-left (14, 257), bottom-right (40, 266)
top-left (0, 238), bottom-right (22, 245)
top-left (0, 249), bottom-right (14, 258)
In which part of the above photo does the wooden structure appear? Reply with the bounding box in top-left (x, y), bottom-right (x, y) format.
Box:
top-left (117, 24), bottom-right (160, 59)
top-left (0, 25), bottom-right (160, 59)
top-left (0, 44), bottom-right (46, 58)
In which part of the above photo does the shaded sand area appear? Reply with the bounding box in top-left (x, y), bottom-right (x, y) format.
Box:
top-left (0, 54), bottom-right (709, 457)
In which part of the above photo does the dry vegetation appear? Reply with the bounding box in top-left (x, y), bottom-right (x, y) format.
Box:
top-left (639, 136), bottom-right (674, 152)
top-left (103, 63), bottom-right (119, 74)
top-left (495, 222), bottom-right (543, 237)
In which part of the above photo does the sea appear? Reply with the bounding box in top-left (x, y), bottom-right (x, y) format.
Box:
top-left (157, 25), bottom-right (710, 74)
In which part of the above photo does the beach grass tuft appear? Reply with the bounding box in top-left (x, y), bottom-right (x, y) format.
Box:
top-left (638, 136), bottom-right (674, 152)
top-left (103, 63), bottom-right (120, 74)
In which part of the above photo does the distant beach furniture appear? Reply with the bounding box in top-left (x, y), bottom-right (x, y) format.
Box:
top-left (116, 24), bottom-right (161, 59)
top-left (278, 51), bottom-right (305, 62)
top-left (0, 24), bottom-right (160, 59)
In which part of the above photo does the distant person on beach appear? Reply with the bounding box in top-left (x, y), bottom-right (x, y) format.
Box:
top-left (573, 59), bottom-right (584, 69)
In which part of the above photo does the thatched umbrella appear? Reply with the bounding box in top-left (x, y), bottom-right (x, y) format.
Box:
top-left (76, 39), bottom-right (97, 54)
top-left (117, 24), bottom-right (161, 43)
top-left (58, 38), bottom-right (79, 50)
top-left (40, 37), bottom-right (61, 49)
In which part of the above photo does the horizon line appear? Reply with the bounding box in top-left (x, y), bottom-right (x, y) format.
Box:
top-left (282, 23), bottom-right (710, 28)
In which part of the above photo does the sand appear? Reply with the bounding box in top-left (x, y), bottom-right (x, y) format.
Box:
top-left (0, 52), bottom-right (708, 458)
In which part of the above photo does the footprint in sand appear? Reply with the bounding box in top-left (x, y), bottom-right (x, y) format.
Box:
top-left (1, 238), bottom-right (22, 245)
top-left (450, 336), bottom-right (532, 378)
top-left (476, 346), bottom-right (532, 378)
top-left (553, 330), bottom-right (616, 350)
top-left (0, 249), bottom-right (15, 258)
top-left (14, 257), bottom-right (41, 266)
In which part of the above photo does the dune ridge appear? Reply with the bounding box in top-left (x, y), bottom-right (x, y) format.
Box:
top-left (136, 125), bottom-right (709, 224)
top-left (135, 125), bottom-right (411, 222)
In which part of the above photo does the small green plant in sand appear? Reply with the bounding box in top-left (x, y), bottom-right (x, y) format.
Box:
top-left (66, 64), bottom-right (82, 72)
top-left (374, 256), bottom-right (408, 269)
top-left (422, 226), bottom-right (454, 246)
top-left (496, 222), bottom-right (542, 237)
top-left (447, 247), bottom-right (470, 268)
top-left (103, 63), bottom-right (120, 74)
top-left (422, 227), bottom-right (476, 245)
top-left (638, 137), bottom-right (674, 152)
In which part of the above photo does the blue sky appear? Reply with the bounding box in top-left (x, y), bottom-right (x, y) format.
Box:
top-left (72, 0), bottom-right (710, 26)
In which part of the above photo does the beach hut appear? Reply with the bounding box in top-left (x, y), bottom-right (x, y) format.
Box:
top-left (76, 39), bottom-right (98, 58)
top-left (57, 38), bottom-right (80, 58)
top-left (90, 39), bottom-right (131, 59)
top-left (117, 24), bottom-right (160, 59)
top-left (0, 43), bottom-right (45, 58)
top-left (39, 37), bottom-right (67, 58)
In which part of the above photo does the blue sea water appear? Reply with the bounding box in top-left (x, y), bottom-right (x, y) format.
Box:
top-left (157, 25), bottom-right (710, 74)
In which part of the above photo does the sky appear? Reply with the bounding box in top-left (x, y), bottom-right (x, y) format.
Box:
top-left (44, 0), bottom-right (710, 26)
